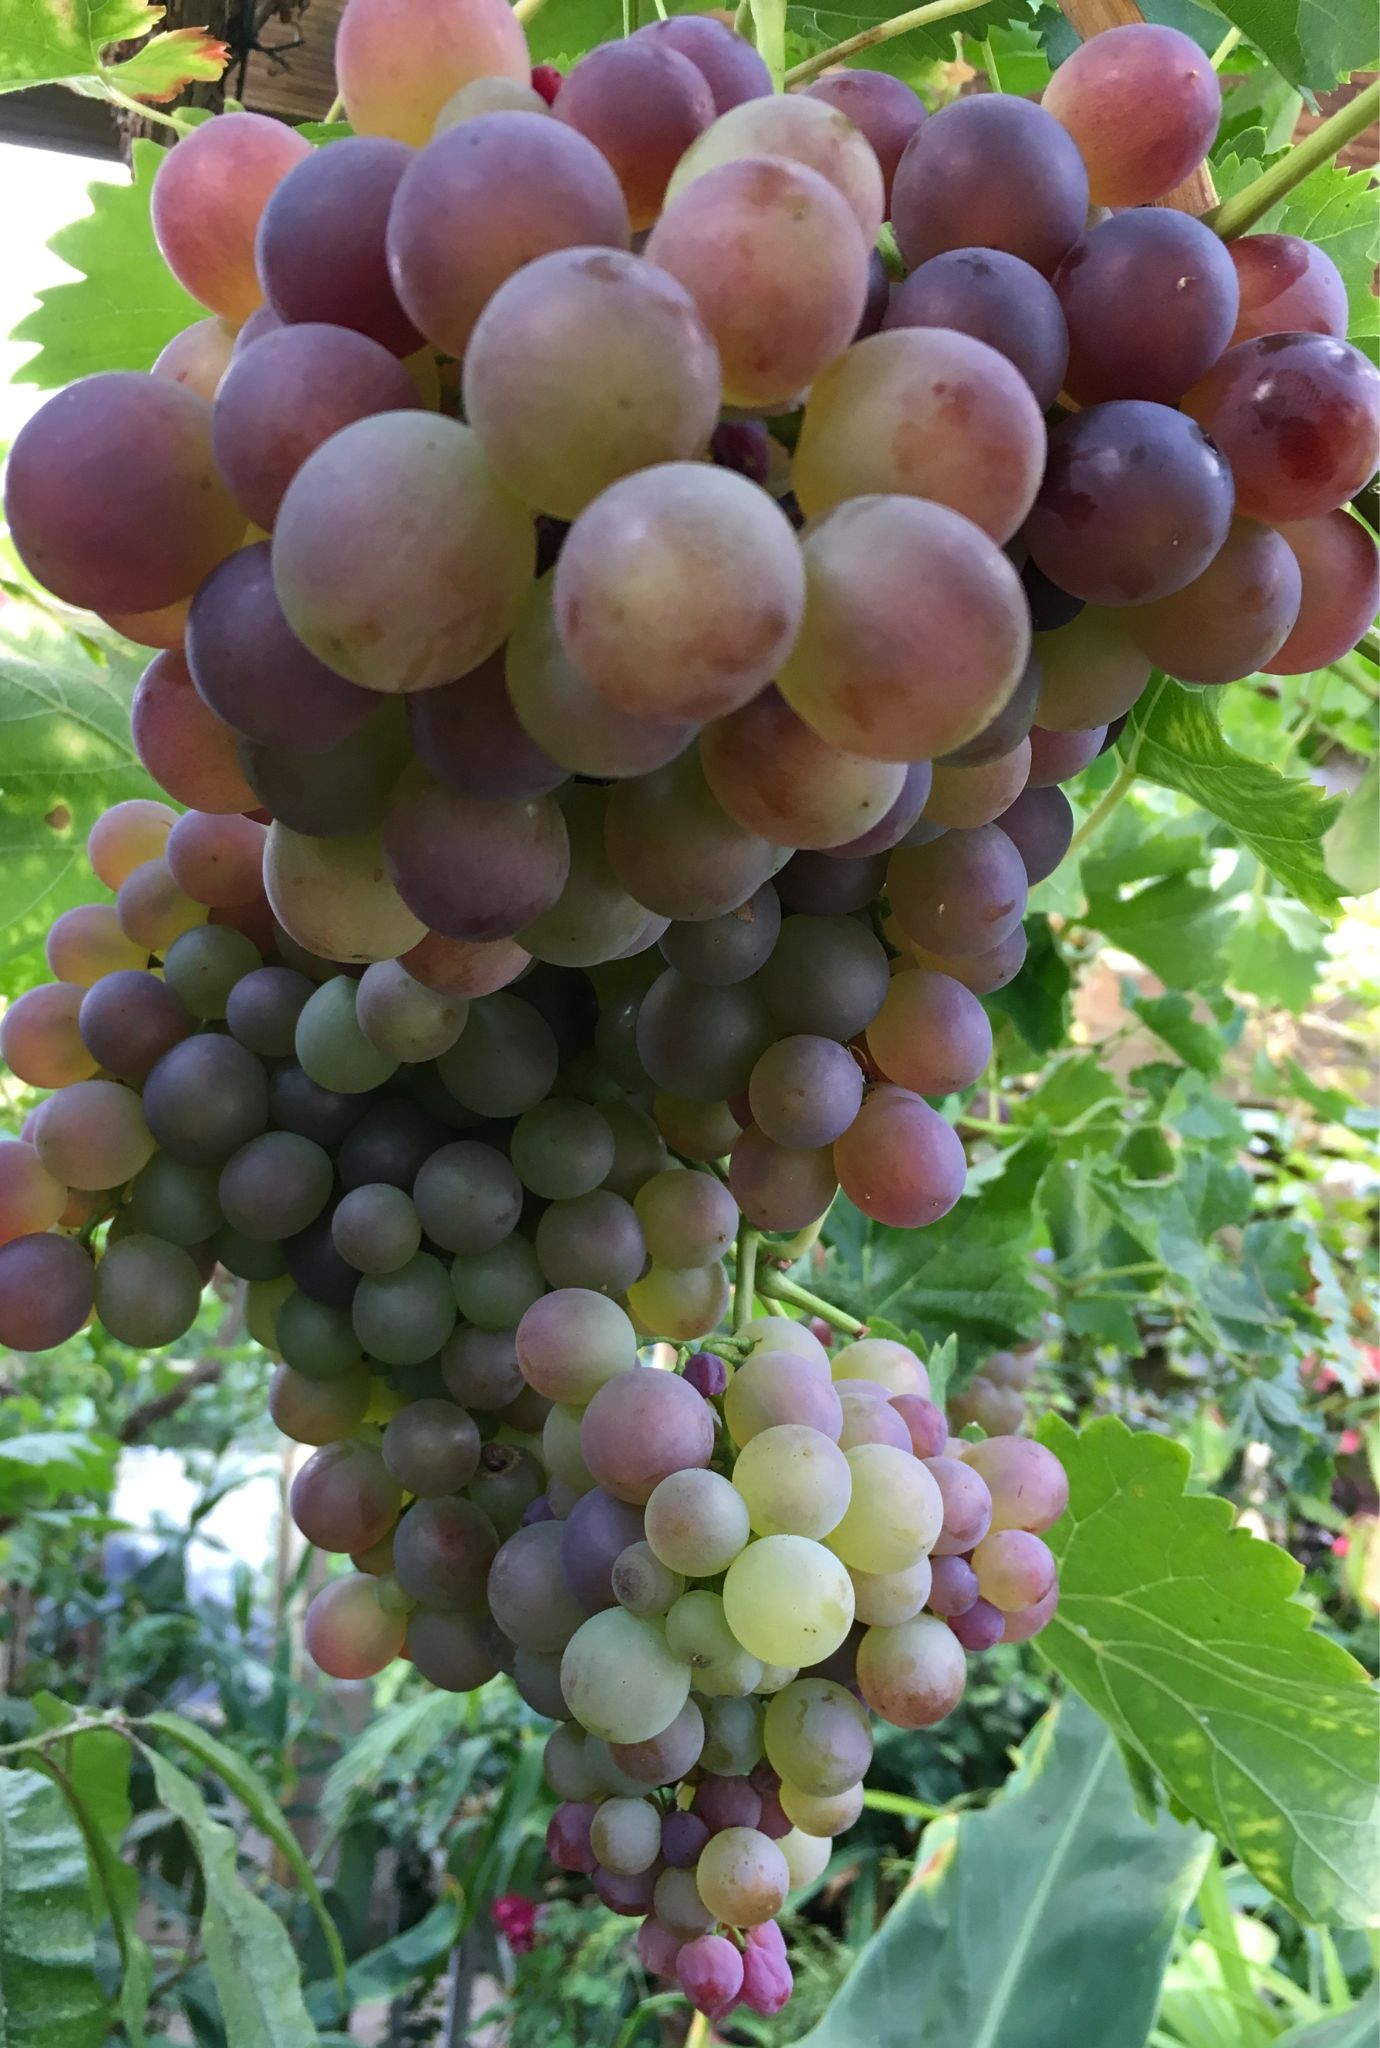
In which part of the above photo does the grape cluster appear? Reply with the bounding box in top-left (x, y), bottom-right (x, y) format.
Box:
top-left (1, 0), bottom-right (1377, 2014)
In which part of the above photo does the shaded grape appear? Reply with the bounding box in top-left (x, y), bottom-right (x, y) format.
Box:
top-left (392, 1496), bottom-right (498, 1609)
top-left (884, 246), bottom-right (1067, 408)
top-left (891, 94), bottom-right (1086, 275)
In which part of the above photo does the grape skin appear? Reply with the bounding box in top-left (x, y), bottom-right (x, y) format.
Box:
top-left (152, 111), bottom-right (311, 321)
top-left (1264, 513), bottom-right (1380, 676)
top-left (884, 247), bottom-right (1068, 409)
top-left (803, 70), bottom-right (925, 203)
top-left (1041, 22), bottom-right (1221, 209)
top-left (1053, 209), bottom-right (1240, 406)
top-left (891, 94), bottom-right (1088, 276)
top-left (334, 0), bottom-right (531, 146)
top-left (1227, 233), bottom-right (1348, 345)
top-left (1126, 518), bottom-right (1303, 685)
top-left (665, 92), bottom-right (885, 243)
top-left (556, 41), bottom-right (715, 230)
top-left (700, 690), bottom-right (905, 852)
top-left (1182, 333), bottom-right (1380, 526)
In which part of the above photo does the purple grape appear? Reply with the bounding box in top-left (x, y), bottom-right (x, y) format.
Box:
top-left (684, 1351), bottom-right (728, 1399)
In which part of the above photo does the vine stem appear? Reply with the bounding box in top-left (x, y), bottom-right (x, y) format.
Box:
top-left (732, 1223), bottom-right (761, 1333)
top-left (753, 1266), bottom-right (865, 1335)
top-left (1066, 706), bottom-right (1151, 857)
top-left (323, 92), bottom-right (345, 122)
top-left (784, 0), bottom-right (995, 85)
top-left (1206, 79), bottom-right (1380, 238)
top-left (100, 84), bottom-right (197, 133)
top-left (686, 2011), bottom-right (713, 2048)
top-left (751, 0), bottom-right (788, 88)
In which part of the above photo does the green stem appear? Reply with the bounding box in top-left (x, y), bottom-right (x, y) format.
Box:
top-left (613, 1993), bottom-right (686, 2048)
top-left (1196, 1857), bottom-right (1269, 2047)
top-left (981, 35), bottom-right (1002, 91)
top-left (686, 2011), bottom-right (713, 2048)
top-left (1206, 80), bottom-right (1380, 238)
top-left (322, 92), bottom-right (345, 122)
top-left (784, 0), bottom-right (995, 85)
top-left (514, 0), bottom-right (550, 22)
top-left (1208, 24), bottom-right (1241, 68)
top-left (750, 0), bottom-right (788, 88)
top-left (734, 0), bottom-right (754, 38)
top-left (753, 1266), bottom-right (865, 1335)
top-left (100, 83), bottom-right (196, 133)
top-left (1359, 627), bottom-right (1380, 667)
top-left (733, 1223), bottom-right (761, 1334)
top-left (1066, 711), bottom-right (1149, 857)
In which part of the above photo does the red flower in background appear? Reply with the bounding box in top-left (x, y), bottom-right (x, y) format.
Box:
top-left (491, 1892), bottom-right (539, 1954)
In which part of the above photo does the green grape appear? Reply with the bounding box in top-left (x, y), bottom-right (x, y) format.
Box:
top-left (626, 1261), bottom-right (729, 1342)
top-left (510, 1098), bottom-right (616, 1199)
top-left (275, 1291), bottom-right (366, 1380)
top-left (451, 1234), bottom-right (546, 1330)
top-left (723, 1538), bottom-right (854, 1670)
top-left (269, 1361), bottom-right (372, 1446)
top-left (214, 1224), bottom-right (286, 1281)
top-left (219, 1131), bottom-right (334, 1241)
top-left (611, 1540), bottom-right (685, 1619)
top-left (763, 1677), bottom-right (872, 1798)
top-left (590, 1796), bottom-right (662, 1875)
top-left (665, 1590), bottom-right (762, 1697)
top-left (94, 1234), bottom-right (202, 1347)
top-left (542, 1403), bottom-right (597, 1497)
top-left (246, 1272), bottom-right (294, 1348)
top-left (779, 1827), bottom-right (831, 1890)
top-left (331, 1183), bottom-right (422, 1274)
top-left (265, 825), bottom-right (426, 966)
top-left (827, 1445), bottom-right (944, 1573)
top-left (296, 976), bottom-right (400, 1094)
top-left (381, 1398), bottom-right (481, 1497)
top-left (516, 1289), bottom-right (637, 1403)
top-left (356, 957), bottom-right (468, 1062)
top-left (779, 1779), bottom-right (863, 1838)
top-left (162, 924), bottom-right (263, 1020)
top-left (644, 1468), bottom-right (750, 1578)
top-left (699, 1695), bottom-right (764, 1777)
top-left (829, 1338), bottom-right (927, 1398)
top-left (850, 1556), bottom-right (933, 1627)
top-left (124, 1155), bottom-right (223, 1246)
top-left (632, 1168), bottom-right (738, 1269)
top-left (353, 1251), bottom-right (457, 1366)
top-left (731, 1425), bottom-right (852, 1540)
top-left (560, 1609), bottom-right (692, 1743)
top-left (545, 1721), bottom-right (605, 1802)
top-left (653, 1865), bottom-right (716, 1941)
top-left (695, 1826), bottom-right (789, 1927)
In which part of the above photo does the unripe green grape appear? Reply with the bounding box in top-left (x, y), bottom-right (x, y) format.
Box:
top-left (850, 1555), bottom-right (933, 1627)
top-left (722, 1536), bottom-right (854, 1669)
top-left (827, 1445), bottom-right (944, 1573)
top-left (94, 1233), bottom-right (202, 1346)
top-left (353, 1252), bottom-right (457, 1366)
top-left (543, 1403), bottom-right (597, 1496)
top-left (560, 1608), bottom-right (692, 1743)
top-left (276, 1292), bottom-right (366, 1380)
top-left (763, 1677), bottom-right (871, 1799)
top-left (779, 1779), bottom-right (863, 1838)
top-left (627, 1260), bottom-right (730, 1342)
top-left (829, 1337), bottom-right (928, 1397)
top-left (162, 923), bottom-right (262, 1019)
top-left (731, 1424), bottom-right (851, 1539)
top-left (779, 1827), bottom-right (831, 1889)
top-left (545, 1721), bottom-right (604, 1801)
top-left (645, 1467), bottom-right (750, 1577)
top-left (665, 1590), bottom-right (762, 1697)
top-left (699, 1695), bottom-right (764, 1776)
top-left (451, 1235), bottom-right (545, 1330)
top-left (612, 1540), bottom-right (684, 1618)
top-left (695, 1826), bottom-right (789, 1927)
top-left (590, 1796), bottom-right (662, 1875)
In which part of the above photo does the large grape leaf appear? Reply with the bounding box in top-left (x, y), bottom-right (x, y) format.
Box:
top-left (1035, 1414), bottom-right (1380, 1927)
top-left (0, 1), bottom-right (227, 100)
top-left (1123, 681), bottom-right (1342, 919)
top-left (9, 139), bottom-right (202, 390)
top-left (797, 1696), bottom-right (1208, 2048)
top-left (0, 1767), bottom-right (106, 2048)
top-left (1204, 0), bottom-right (1378, 94)
top-left (0, 611), bottom-right (158, 986)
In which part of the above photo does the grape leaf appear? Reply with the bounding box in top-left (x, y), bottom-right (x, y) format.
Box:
top-left (1207, 0), bottom-right (1378, 95)
top-left (985, 915), bottom-right (1072, 1055)
top-left (1323, 757), bottom-right (1380, 896)
top-left (1083, 871), bottom-right (1234, 991)
top-left (1226, 892), bottom-right (1329, 1012)
top-left (1125, 680), bottom-right (1342, 919)
top-left (0, 1), bottom-right (227, 100)
top-left (0, 1767), bottom-right (107, 2047)
top-left (0, 611), bottom-right (158, 985)
top-left (10, 138), bottom-right (202, 390)
top-left (1129, 991), bottom-right (1223, 1075)
top-left (1037, 1414), bottom-right (1380, 1926)
top-left (796, 1697), bottom-right (1208, 2048)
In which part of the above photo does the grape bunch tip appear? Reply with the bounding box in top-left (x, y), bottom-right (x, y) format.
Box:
top-left (1, 0), bottom-right (1376, 2018)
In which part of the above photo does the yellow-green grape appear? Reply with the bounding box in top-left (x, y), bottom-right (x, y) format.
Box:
top-left (645, 1468), bottom-right (751, 1577)
top-left (828, 1445), bottom-right (944, 1573)
top-left (695, 1825), bottom-right (790, 1927)
top-left (722, 1536), bottom-right (854, 1669)
top-left (755, 1663), bottom-right (799, 1695)
top-left (700, 1695), bottom-right (765, 1777)
top-left (246, 1272), bottom-right (294, 1349)
top-left (763, 1677), bottom-right (871, 1798)
top-left (665, 1589), bottom-right (762, 1697)
top-left (850, 1555), bottom-right (933, 1627)
top-left (611, 1539), bottom-right (685, 1619)
top-left (265, 824), bottom-right (427, 966)
top-left (542, 1403), bottom-right (597, 1496)
top-left (544, 1723), bottom-right (603, 1801)
top-left (780, 1826), bottom-right (831, 1889)
top-left (731, 1424), bottom-right (852, 1539)
top-left (626, 1259), bottom-right (730, 1341)
top-left (590, 1796), bottom-right (663, 1875)
top-left (779, 1779), bottom-right (864, 1838)
top-left (829, 1337), bottom-right (928, 1397)
top-left (560, 1609), bottom-right (691, 1743)
top-left (742, 1314), bottom-right (831, 1375)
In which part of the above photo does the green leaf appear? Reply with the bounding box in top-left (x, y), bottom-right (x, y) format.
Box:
top-left (0, 616), bottom-right (159, 981)
top-left (1035, 1414), bottom-right (1380, 1927)
top-left (136, 1744), bottom-right (320, 2048)
top-left (1125, 681), bottom-right (1341, 918)
top-left (140, 1712), bottom-right (348, 2001)
top-left (0, 2), bottom-right (227, 100)
top-left (10, 139), bottom-right (202, 388)
top-left (788, 0), bottom-right (1036, 78)
top-left (1276, 2000), bottom-right (1380, 2048)
top-left (985, 915), bottom-right (1072, 1055)
top-left (0, 1433), bottom-right (119, 1509)
top-left (1205, 0), bottom-right (1378, 91)
top-left (1323, 756), bottom-right (1380, 896)
top-left (796, 1697), bottom-right (1208, 2048)
top-left (0, 1767), bottom-right (106, 2048)
top-left (1130, 991), bottom-right (1223, 1076)
top-left (306, 1896), bottom-right (462, 2027)
top-left (1270, 160), bottom-right (1380, 360)
top-left (1226, 893), bottom-right (1330, 1014)
top-left (822, 1138), bottom-right (1052, 1365)
top-left (1084, 871), bottom-right (1233, 991)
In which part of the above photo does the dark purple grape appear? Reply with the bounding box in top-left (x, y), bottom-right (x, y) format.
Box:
top-left (886, 247), bottom-right (1068, 407)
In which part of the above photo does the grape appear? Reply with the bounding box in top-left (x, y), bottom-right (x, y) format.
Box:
top-left (660, 886), bottom-right (780, 988)
top-left (506, 574), bottom-right (693, 780)
top-left (948, 1597), bottom-right (1006, 1651)
top-left (722, 1536), bottom-right (854, 1668)
top-left (1127, 518), bottom-right (1303, 685)
top-left (794, 330), bottom-right (1045, 546)
top-left (654, 1093), bottom-right (743, 1164)
top-left (255, 136), bottom-right (421, 354)
top-left (763, 1676), bottom-right (870, 1799)
top-left (849, 1554), bottom-right (934, 1628)
top-left (678, 1933), bottom-right (746, 2018)
top-left (831, 1340), bottom-right (926, 1398)
top-left (268, 1065), bottom-right (362, 1151)
top-left (1042, 22), bottom-right (1221, 209)
top-left (834, 1086), bottom-right (967, 1230)
top-left (699, 1696), bottom-right (766, 1778)
top-left (452, 1236), bottom-right (547, 1329)
top-left (829, 1444), bottom-right (942, 1573)
top-left (509, 1100), bottom-right (612, 1201)
top-left (925, 1454), bottom-right (995, 1555)
top-left (1, 983), bottom-right (97, 1089)
top-left (888, 824), bottom-right (1028, 957)
top-left (534, 1190), bottom-right (646, 1295)
top-left (733, 1426), bottom-right (851, 1541)
top-left (215, 1224), bottom-right (287, 1283)
top-left (402, 930), bottom-right (531, 1000)
top-left (93, 1234), bottom-right (202, 1347)
top-left (275, 1292), bottom-right (364, 1379)
top-left (667, 1589), bottom-right (761, 1693)
top-left (434, 76), bottom-right (551, 126)
top-left (891, 1395), bottom-right (950, 1461)
top-left (87, 800), bottom-right (177, 891)
top-left (335, 0), bottom-right (529, 145)
top-left (101, 594), bottom-right (192, 649)
top-left (926, 1555), bottom-right (980, 1618)
top-left (296, 977), bottom-right (399, 1095)
top-left (645, 158), bottom-right (868, 409)
top-left (151, 316), bottom-right (237, 402)
top-left (381, 767), bottom-right (569, 945)
top-left (642, 1468), bottom-right (748, 1579)
top-left (581, 1367), bottom-right (714, 1504)
top-left (778, 496), bottom-right (1031, 763)
top-left (1035, 609), bottom-right (1152, 730)
top-left (1055, 210), bottom-right (1239, 408)
top-left (437, 996), bottom-right (559, 1116)
top-left (1000, 1580), bottom-right (1060, 1643)
top-left (1026, 400), bottom-right (1235, 607)
top-left (701, 689), bottom-right (906, 852)
top-left (340, 1103), bottom-right (438, 1195)
top-left (769, 851), bottom-right (891, 918)
top-left (835, 1382), bottom-right (911, 1453)
top-left (353, 961), bottom-right (465, 1066)
top-left (636, 971), bottom-right (772, 1104)
top-left (555, 41), bottom-right (713, 230)
top-left (891, 94), bottom-right (1087, 275)
top-left (554, 466), bottom-right (803, 724)
top-left (5, 374), bottom-right (243, 614)
top-left (269, 1360), bottom-right (371, 1446)
top-left (150, 111), bottom-right (309, 322)
top-left (547, 1799), bottom-right (598, 1874)
top-left (1026, 725), bottom-right (1106, 788)
top-left (884, 247), bottom-right (1068, 409)
top-left (381, 1398), bottom-right (481, 1497)
top-left (627, 1262), bottom-right (731, 1342)
top-left (605, 752), bottom-right (780, 923)
top-left (284, 1209), bottom-right (362, 1309)
top-left (612, 1541), bottom-right (685, 1621)
top-left (32, 1080), bottom-right (154, 1191)
top-left (164, 811), bottom-right (266, 909)
top-left (162, 926), bottom-right (261, 1023)
top-left (393, 1497), bottom-right (498, 1609)
top-left (960, 1436), bottom-right (1069, 1532)
top-left (1227, 233), bottom-right (1348, 346)
top-left (654, 1865), bottom-right (717, 1941)
top-left (131, 650), bottom-right (257, 814)
top-left (857, 1613), bottom-right (967, 1727)
top-left (924, 742), bottom-right (1030, 831)
top-left (546, 1722), bottom-right (605, 1800)
top-left (0, 1230), bottom-right (97, 1350)
top-left (515, 1289), bottom-right (637, 1405)
top-left (561, 1609), bottom-right (692, 1743)
top-left (666, 92), bottom-right (884, 242)
top-left (825, 761), bottom-right (934, 861)
top-left (758, 914), bottom-right (889, 1042)
top-left (414, 1141), bottom-right (522, 1255)
top-left (972, 1528), bottom-right (1056, 1612)
top-left (107, 866), bottom-right (203, 977)
top-left (937, 651), bottom-right (1042, 771)
top-left (519, 789), bottom-right (651, 968)
top-left (728, 1127), bottom-right (839, 1235)
top-left (290, 1440), bottom-right (402, 1555)
top-left (410, 1610), bottom-right (504, 1694)
top-left (804, 69), bottom-right (924, 202)
top-left (407, 660), bottom-right (566, 806)
top-left (440, 1327), bottom-right (523, 1410)
top-left (0, 1143), bottom-right (67, 1248)
top-left (724, 1355), bottom-right (842, 1448)
top-left (778, 1779), bottom-right (864, 1839)
top-left (632, 1170), bottom-right (737, 1269)
top-left (304, 1574), bottom-right (407, 1680)
top-left (1183, 333), bottom-right (1380, 526)
top-left (1265, 513), bottom-right (1380, 676)
top-left (632, 15), bottom-right (770, 111)
top-left (607, 1706), bottom-right (703, 1802)
top-left (488, 1521), bottom-right (588, 1652)
top-left (560, 1488), bottom-right (647, 1612)
top-left (591, 1796), bottom-right (663, 1876)
top-left (463, 250), bottom-right (719, 522)
top-left (218, 1131), bottom-right (333, 1243)
top-left (683, 1352), bottom-right (729, 1401)
top-left (864, 969), bottom-right (992, 1096)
